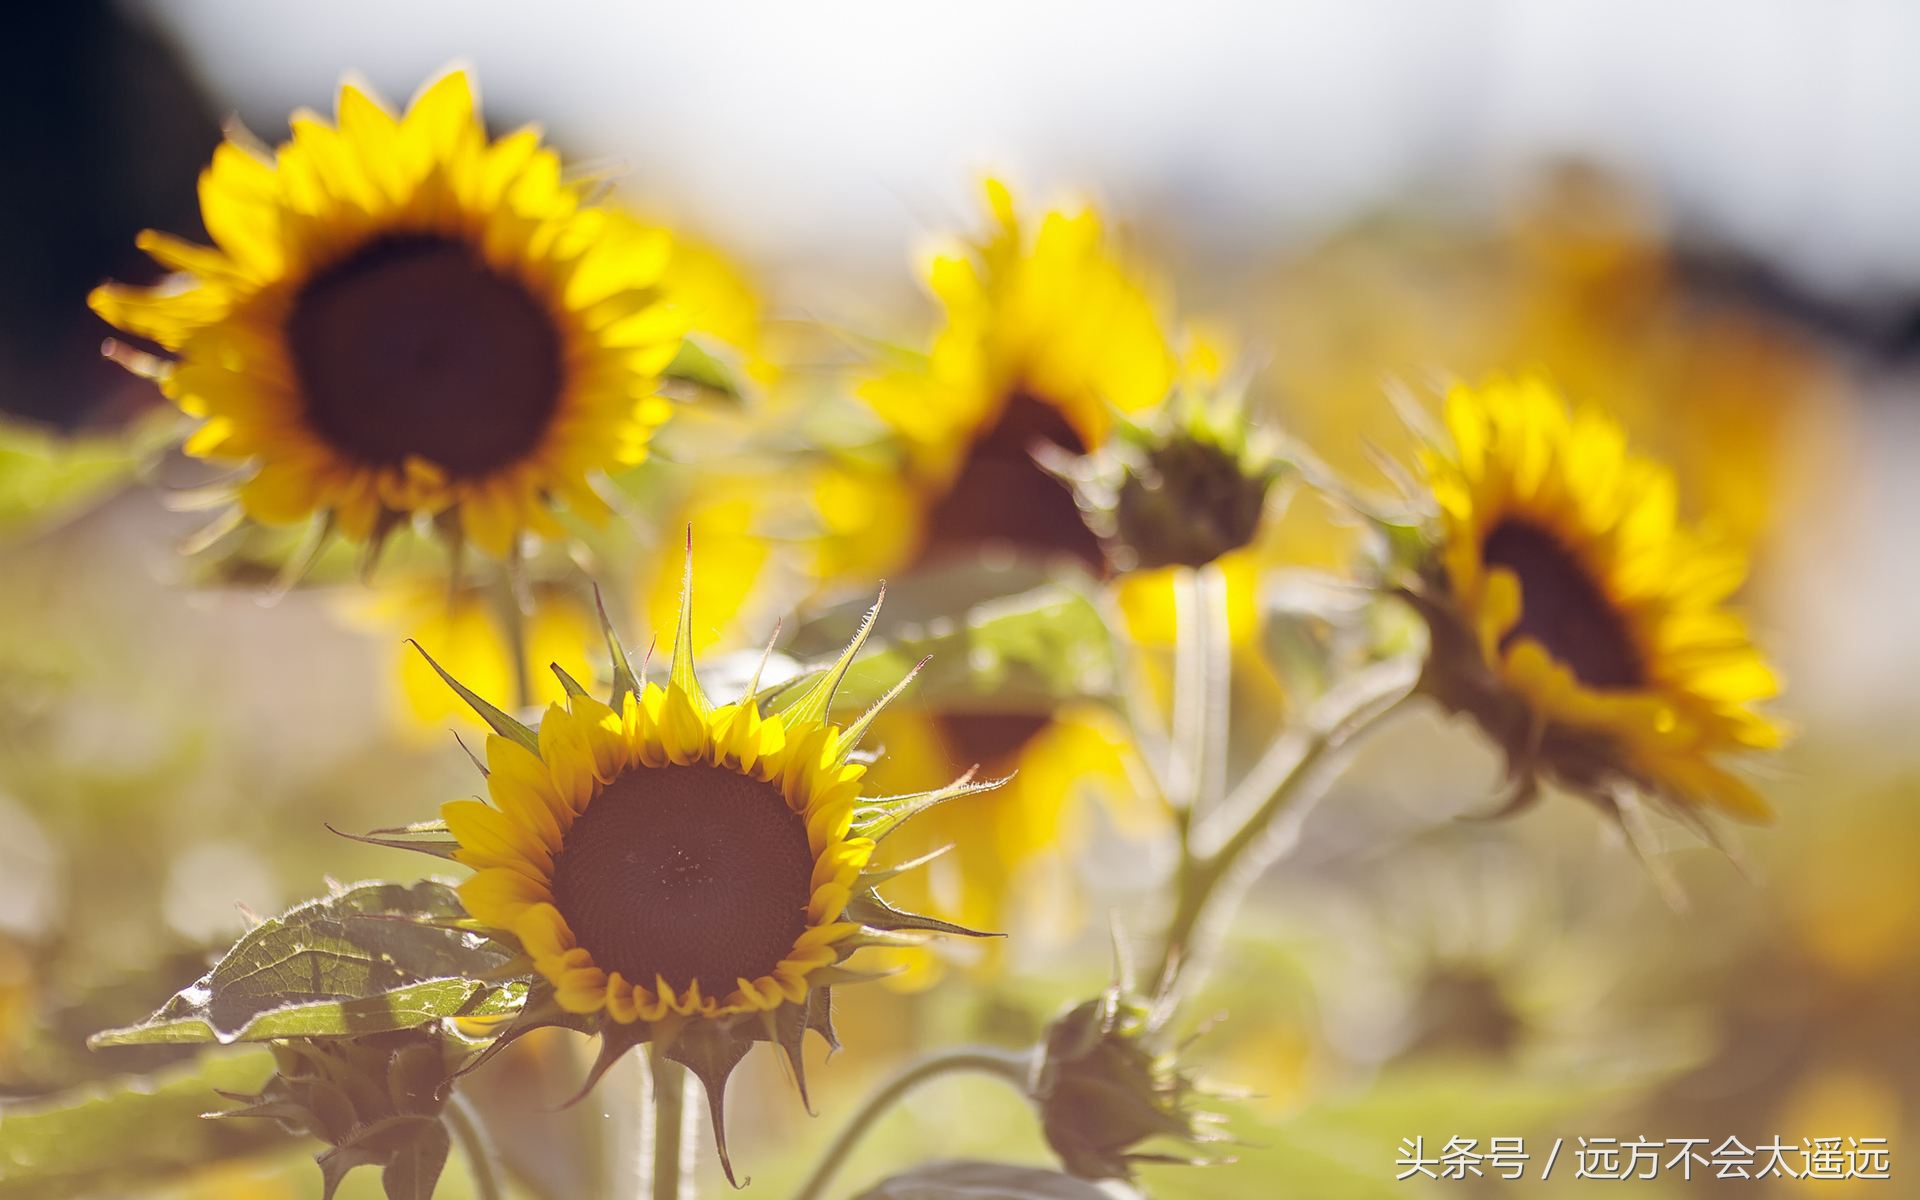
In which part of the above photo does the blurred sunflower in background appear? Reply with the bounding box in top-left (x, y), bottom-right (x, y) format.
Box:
top-left (333, 214), bottom-right (839, 742)
top-left (89, 69), bottom-right (682, 565)
top-left (860, 176), bottom-right (1176, 571)
top-left (837, 179), bottom-right (1187, 968)
top-left (1402, 375), bottom-right (1786, 826)
top-left (1257, 160), bottom-right (1845, 569)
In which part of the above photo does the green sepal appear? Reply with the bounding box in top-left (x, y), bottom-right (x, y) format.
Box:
top-left (853, 771), bottom-right (1009, 842)
top-left (799, 963), bottom-right (898, 989)
top-left (381, 1119), bottom-right (451, 1200)
top-left (663, 1020), bottom-right (754, 1187)
top-left (554, 1017), bottom-right (655, 1111)
top-left (757, 996), bottom-right (817, 1113)
top-left (316, 1114), bottom-right (446, 1200)
top-left (779, 587), bottom-right (883, 728)
top-left (857, 843), bottom-right (954, 886)
top-left (593, 584), bottom-right (644, 706)
top-left (831, 654), bottom-right (929, 765)
top-left (550, 662), bottom-right (593, 699)
top-left (668, 529), bottom-right (713, 717)
top-left (845, 890), bottom-right (998, 940)
top-left (450, 979), bottom-right (595, 1084)
top-left (327, 819), bottom-right (461, 861)
top-left (807, 986), bottom-right (840, 1053)
top-left (407, 640), bottom-right (540, 752)
top-left (202, 1094), bottom-right (315, 1133)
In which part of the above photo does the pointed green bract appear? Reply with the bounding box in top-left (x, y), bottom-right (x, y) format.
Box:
top-left (550, 662), bottom-right (593, 699)
top-left (592, 583), bottom-right (643, 706)
top-left (669, 530), bottom-right (712, 716)
top-left (664, 1021), bottom-right (754, 1186)
top-left (407, 640), bottom-right (540, 751)
top-left (854, 770), bottom-right (1008, 842)
top-left (781, 587), bottom-right (884, 727)
top-left (328, 819), bottom-right (461, 861)
top-left (845, 891), bottom-right (998, 940)
top-left (833, 653), bottom-right (930, 765)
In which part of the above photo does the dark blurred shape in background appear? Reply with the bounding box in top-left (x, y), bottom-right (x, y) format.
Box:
top-left (0, 0), bottom-right (216, 428)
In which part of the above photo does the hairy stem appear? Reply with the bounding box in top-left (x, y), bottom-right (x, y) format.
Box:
top-left (792, 1047), bottom-right (1032, 1200)
top-left (495, 578), bottom-right (536, 713)
top-left (443, 1092), bottom-right (504, 1200)
top-left (1166, 566), bottom-right (1211, 813)
top-left (649, 1046), bottom-right (691, 1200)
top-left (1151, 657), bottom-right (1419, 987)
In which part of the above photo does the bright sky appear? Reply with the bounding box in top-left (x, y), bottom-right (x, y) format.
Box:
top-left (144, 0), bottom-right (1920, 296)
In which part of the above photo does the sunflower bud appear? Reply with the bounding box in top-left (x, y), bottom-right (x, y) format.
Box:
top-left (1031, 985), bottom-right (1227, 1180)
top-left (1050, 389), bottom-right (1285, 572)
top-left (217, 1031), bottom-right (462, 1198)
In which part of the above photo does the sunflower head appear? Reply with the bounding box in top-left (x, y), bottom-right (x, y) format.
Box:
top-left (1048, 386), bottom-right (1287, 572)
top-left (89, 69), bottom-right (681, 567)
top-left (859, 178), bottom-right (1177, 572)
top-left (1032, 979), bottom-right (1228, 1181)
top-left (414, 546), bottom-right (1000, 1180)
top-left (1402, 376), bottom-right (1786, 826)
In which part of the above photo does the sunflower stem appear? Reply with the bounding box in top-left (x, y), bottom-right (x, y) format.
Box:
top-left (1150, 656), bottom-right (1418, 988)
top-left (1197, 559), bottom-right (1232, 816)
top-left (648, 1045), bottom-right (693, 1200)
top-left (1166, 565), bottom-right (1216, 814)
top-left (494, 575), bottom-right (536, 713)
top-left (444, 1092), bottom-right (505, 1200)
top-left (791, 1046), bottom-right (1032, 1200)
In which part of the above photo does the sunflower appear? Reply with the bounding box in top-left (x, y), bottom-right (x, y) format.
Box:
top-left (818, 183), bottom-right (1186, 963)
top-left (858, 177), bottom-right (1176, 571)
top-left (89, 69), bottom-right (680, 562)
top-left (394, 550), bottom-right (998, 1179)
top-left (1405, 376), bottom-right (1785, 822)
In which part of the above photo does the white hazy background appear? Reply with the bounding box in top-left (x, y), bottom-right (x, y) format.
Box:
top-left (141, 0), bottom-right (1920, 298)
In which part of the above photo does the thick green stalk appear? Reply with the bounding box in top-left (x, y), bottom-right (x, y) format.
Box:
top-left (648, 1044), bottom-right (695, 1198)
top-left (1151, 657), bottom-right (1418, 987)
top-left (444, 1093), bottom-right (504, 1200)
top-left (649, 1046), bottom-right (690, 1200)
top-left (792, 1047), bottom-right (1032, 1200)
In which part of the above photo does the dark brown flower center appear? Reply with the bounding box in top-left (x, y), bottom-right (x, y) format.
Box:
top-left (548, 764), bottom-right (815, 999)
top-left (286, 234), bottom-right (563, 479)
top-left (914, 388), bottom-right (1103, 569)
top-left (1481, 517), bottom-right (1643, 689)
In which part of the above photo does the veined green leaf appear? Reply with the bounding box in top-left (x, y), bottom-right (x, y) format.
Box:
top-left (0, 1050), bottom-right (284, 1199)
top-left (90, 881), bottom-right (523, 1047)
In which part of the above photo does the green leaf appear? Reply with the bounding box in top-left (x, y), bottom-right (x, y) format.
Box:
top-left (853, 1160), bottom-right (1133, 1199)
top-left (0, 413), bottom-right (169, 541)
top-left (830, 581), bottom-right (1118, 717)
top-left (91, 881), bottom-right (522, 1047)
top-left (0, 1050), bottom-right (286, 1199)
top-left (660, 335), bottom-right (745, 401)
